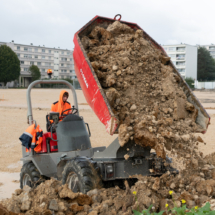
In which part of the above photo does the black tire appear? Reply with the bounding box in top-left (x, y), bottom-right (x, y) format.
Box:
top-left (20, 162), bottom-right (41, 189)
top-left (62, 157), bottom-right (103, 194)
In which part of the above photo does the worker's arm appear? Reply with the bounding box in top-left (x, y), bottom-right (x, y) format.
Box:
top-left (50, 103), bottom-right (57, 113)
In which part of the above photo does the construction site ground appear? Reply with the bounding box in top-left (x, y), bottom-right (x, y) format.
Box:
top-left (0, 89), bottom-right (214, 200)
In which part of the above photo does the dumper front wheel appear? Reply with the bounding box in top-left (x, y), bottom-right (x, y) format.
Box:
top-left (62, 157), bottom-right (103, 194)
top-left (20, 162), bottom-right (41, 189)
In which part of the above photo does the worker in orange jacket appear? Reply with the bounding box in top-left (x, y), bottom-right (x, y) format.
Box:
top-left (50, 90), bottom-right (72, 116)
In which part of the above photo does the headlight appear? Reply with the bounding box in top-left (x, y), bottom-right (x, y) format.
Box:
top-left (106, 164), bottom-right (113, 174)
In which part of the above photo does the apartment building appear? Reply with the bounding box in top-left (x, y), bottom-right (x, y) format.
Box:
top-left (0, 41), bottom-right (77, 87)
top-left (162, 44), bottom-right (197, 80)
top-left (201, 44), bottom-right (215, 59)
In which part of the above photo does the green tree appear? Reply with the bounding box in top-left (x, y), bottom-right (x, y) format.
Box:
top-left (197, 47), bottom-right (215, 81)
top-left (185, 77), bottom-right (194, 89)
top-left (0, 45), bottom-right (20, 85)
top-left (29, 65), bottom-right (41, 81)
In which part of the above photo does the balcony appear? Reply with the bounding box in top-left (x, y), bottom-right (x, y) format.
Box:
top-left (176, 65), bottom-right (185, 69)
top-left (176, 48), bottom-right (185, 52)
top-left (176, 57), bottom-right (185, 60)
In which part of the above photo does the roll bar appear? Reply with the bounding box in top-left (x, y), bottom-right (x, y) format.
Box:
top-left (26, 80), bottom-right (79, 125)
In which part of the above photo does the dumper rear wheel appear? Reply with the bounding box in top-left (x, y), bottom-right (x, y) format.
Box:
top-left (62, 157), bottom-right (103, 194)
top-left (20, 162), bottom-right (41, 189)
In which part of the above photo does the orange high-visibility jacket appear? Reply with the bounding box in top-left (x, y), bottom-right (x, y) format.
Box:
top-left (19, 124), bottom-right (43, 151)
top-left (50, 90), bottom-right (71, 116)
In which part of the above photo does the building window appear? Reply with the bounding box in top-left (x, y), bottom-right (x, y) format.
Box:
top-left (28, 48), bottom-right (32, 52)
top-left (210, 51), bottom-right (215, 55)
top-left (20, 61), bottom-right (24, 64)
top-left (42, 69), bottom-right (45, 72)
top-left (178, 69), bottom-right (185, 73)
top-left (61, 63), bottom-right (64, 66)
top-left (45, 62), bottom-right (49, 66)
top-left (24, 47), bottom-right (28, 51)
top-left (24, 54), bottom-right (28, 58)
top-left (163, 48), bottom-right (168, 51)
top-left (35, 55), bottom-right (38, 59)
top-left (176, 61), bottom-right (185, 66)
top-left (17, 46), bottom-right (20, 50)
top-left (42, 49), bottom-right (45, 53)
top-left (61, 57), bottom-right (67, 61)
top-left (67, 52), bottom-right (70, 55)
top-left (30, 61), bottom-right (34, 65)
top-left (61, 51), bottom-right (64, 54)
top-left (42, 56), bottom-right (45, 59)
top-left (168, 47), bottom-right (176, 52)
top-left (176, 47), bottom-right (185, 52)
top-left (70, 58), bottom-right (73, 61)
top-left (17, 53), bottom-right (20, 57)
top-left (24, 68), bottom-right (28, 71)
top-left (49, 50), bottom-right (51, 53)
top-left (28, 55), bottom-right (32, 58)
top-left (176, 54), bottom-right (185, 60)
top-left (169, 54), bottom-right (176, 58)
top-left (49, 56), bottom-right (51, 60)
top-left (61, 69), bottom-right (67, 72)
top-left (37, 62), bottom-right (41, 66)
top-left (34, 48), bottom-right (38, 52)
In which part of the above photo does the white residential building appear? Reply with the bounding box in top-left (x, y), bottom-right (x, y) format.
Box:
top-left (201, 44), bottom-right (215, 59)
top-left (162, 44), bottom-right (198, 80)
top-left (0, 41), bottom-right (77, 87)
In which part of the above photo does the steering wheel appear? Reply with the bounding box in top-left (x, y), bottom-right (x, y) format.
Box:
top-left (61, 106), bottom-right (78, 117)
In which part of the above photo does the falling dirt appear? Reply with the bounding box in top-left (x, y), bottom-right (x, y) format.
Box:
top-left (81, 21), bottom-right (204, 160)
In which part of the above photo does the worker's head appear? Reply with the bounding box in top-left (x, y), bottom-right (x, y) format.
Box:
top-left (63, 92), bottom-right (69, 102)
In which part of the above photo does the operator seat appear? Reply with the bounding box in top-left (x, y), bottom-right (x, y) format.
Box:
top-left (56, 114), bottom-right (92, 152)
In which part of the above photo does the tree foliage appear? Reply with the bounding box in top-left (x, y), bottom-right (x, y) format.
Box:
top-left (0, 45), bottom-right (20, 85)
top-left (197, 47), bottom-right (215, 81)
top-left (185, 77), bottom-right (194, 89)
top-left (29, 65), bottom-right (41, 81)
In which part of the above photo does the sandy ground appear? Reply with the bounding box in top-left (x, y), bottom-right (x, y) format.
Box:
top-left (0, 89), bottom-right (215, 200)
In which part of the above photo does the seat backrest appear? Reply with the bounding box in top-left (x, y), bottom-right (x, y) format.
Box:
top-left (56, 114), bottom-right (91, 152)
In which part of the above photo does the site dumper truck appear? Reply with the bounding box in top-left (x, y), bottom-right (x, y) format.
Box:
top-left (20, 15), bottom-right (210, 193)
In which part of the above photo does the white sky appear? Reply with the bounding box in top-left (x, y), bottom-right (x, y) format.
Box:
top-left (1, 0), bottom-right (214, 50)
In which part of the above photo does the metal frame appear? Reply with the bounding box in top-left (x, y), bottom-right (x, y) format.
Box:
top-left (26, 80), bottom-right (79, 125)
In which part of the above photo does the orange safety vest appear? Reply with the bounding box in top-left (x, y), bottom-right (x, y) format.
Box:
top-left (19, 124), bottom-right (43, 152)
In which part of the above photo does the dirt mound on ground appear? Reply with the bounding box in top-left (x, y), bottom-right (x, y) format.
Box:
top-left (2, 166), bottom-right (215, 215)
top-left (81, 21), bottom-right (203, 159)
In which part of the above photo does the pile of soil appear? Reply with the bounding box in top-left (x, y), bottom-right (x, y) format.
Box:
top-left (81, 21), bottom-right (203, 159)
top-left (1, 165), bottom-right (215, 215)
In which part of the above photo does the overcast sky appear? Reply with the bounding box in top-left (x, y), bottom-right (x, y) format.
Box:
top-left (1, 0), bottom-right (214, 50)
